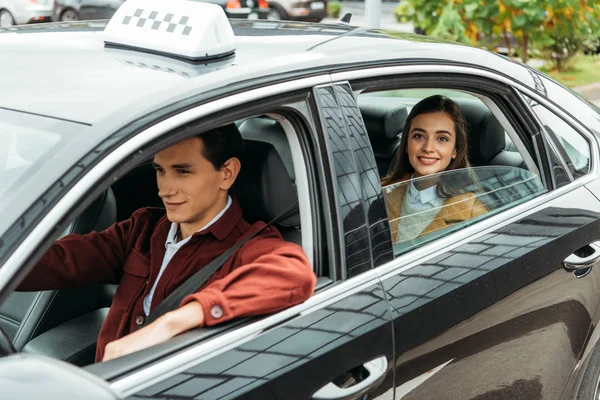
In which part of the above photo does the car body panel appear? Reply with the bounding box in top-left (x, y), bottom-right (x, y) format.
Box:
top-left (380, 186), bottom-right (600, 399)
top-left (122, 281), bottom-right (394, 399)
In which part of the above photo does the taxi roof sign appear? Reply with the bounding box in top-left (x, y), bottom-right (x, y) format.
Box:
top-left (104, 0), bottom-right (235, 62)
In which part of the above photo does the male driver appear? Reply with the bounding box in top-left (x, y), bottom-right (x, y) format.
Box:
top-left (19, 124), bottom-right (316, 362)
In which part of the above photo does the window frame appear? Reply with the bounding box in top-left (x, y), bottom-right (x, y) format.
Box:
top-left (91, 103), bottom-right (332, 384)
top-left (101, 87), bottom-right (395, 394)
top-left (323, 64), bottom-right (599, 279)
top-left (350, 75), bottom-right (543, 180)
top-left (0, 76), bottom-right (330, 299)
top-left (518, 90), bottom-right (593, 181)
top-left (357, 87), bottom-right (542, 178)
top-left (347, 75), bottom-right (553, 255)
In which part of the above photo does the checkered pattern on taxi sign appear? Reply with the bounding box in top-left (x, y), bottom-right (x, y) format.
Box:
top-left (122, 8), bottom-right (193, 35)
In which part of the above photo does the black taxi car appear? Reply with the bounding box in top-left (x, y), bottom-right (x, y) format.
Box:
top-left (1, 0), bottom-right (600, 398)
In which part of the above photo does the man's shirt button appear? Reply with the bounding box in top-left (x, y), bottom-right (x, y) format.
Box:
top-left (135, 315), bottom-right (145, 326)
top-left (210, 305), bottom-right (223, 319)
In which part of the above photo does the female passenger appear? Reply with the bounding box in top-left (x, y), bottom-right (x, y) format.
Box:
top-left (381, 95), bottom-right (488, 244)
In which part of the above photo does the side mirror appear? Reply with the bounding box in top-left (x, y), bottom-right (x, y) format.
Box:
top-left (0, 327), bottom-right (15, 357)
top-left (0, 354), bottom-right (121, 400)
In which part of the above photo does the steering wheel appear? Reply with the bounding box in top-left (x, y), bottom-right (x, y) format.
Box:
top-left (0, 327), bottom-right (15, 356)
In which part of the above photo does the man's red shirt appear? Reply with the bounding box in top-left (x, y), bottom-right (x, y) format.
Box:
top-left (19, 198), bottom-right (316, 361)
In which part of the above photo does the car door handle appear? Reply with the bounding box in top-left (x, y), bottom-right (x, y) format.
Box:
top-left (564, 241), bottom-right (600, 271)
top-left (312, 355), bottom-right (388, 400)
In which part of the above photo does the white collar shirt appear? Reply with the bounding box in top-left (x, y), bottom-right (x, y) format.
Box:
top-left (395, 179), bottom-right (444, 244)
top-left (143, 195), bottom-right (232, 315)
top-left (405, 179), bottom-right (442, 207)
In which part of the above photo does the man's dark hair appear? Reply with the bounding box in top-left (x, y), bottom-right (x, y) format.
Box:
top-left (197, 123), bottom-right (244, 170)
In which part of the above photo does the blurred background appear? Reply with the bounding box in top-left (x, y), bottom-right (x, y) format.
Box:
top-left (1, 0), bottom-right (598, 103)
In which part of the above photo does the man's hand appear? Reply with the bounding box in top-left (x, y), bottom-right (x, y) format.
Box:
top-left (102, 301), bottom-right (204, 362)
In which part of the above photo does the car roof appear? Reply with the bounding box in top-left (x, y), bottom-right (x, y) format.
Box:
top-left (0, 20), bottom-right (537, 126)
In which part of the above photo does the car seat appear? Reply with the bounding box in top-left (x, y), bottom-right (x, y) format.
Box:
top-left (452, 98), bottom-right (525, 168)
top-left (235, 118), bottom-right (301, 246)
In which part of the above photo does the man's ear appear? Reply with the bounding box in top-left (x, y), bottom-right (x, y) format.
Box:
top-left (220, 157), bottom-right (241, 190)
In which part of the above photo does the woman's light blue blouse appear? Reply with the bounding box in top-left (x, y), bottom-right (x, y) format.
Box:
top-left (396, 179), bottom-right (444, 243)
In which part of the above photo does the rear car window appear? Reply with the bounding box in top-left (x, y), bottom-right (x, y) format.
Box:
top-left (383, 166), bottom-right (546, 257)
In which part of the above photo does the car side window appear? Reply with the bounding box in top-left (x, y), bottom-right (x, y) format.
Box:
top-left (524, 96), bottom-right (591, 179)
top-left (358, 89), bottom-right (547, 257)
top-left (383, 167), bottom-right (545, 255)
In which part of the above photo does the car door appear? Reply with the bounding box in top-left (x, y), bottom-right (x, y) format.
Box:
top-left (337, 71), bottom-right (600, 399)
top-left (382, 186), bottom-right (600, 400)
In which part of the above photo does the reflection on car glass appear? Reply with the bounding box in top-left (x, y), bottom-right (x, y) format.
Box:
top-left (1, 127), bottom-right (60, 196)
top-left (383, 166), bottom-right (546, 254)
top-left (528, 98), bottom-right (590, 176)
top-left (105, 47), bottom-right (235, 79)
top-left (0, 108), bottom-right (86, 238)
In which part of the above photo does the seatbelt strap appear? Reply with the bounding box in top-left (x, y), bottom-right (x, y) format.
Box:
top-left (141, 201), bottom-right (300, 328)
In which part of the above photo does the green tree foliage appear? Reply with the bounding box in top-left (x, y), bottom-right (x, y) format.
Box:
top-left (395, 0), bottom-right (600, 71)
top-left (327, 1), bottom-right (342, 18)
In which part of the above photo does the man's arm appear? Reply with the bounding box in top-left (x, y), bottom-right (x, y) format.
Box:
top-left (183, 233), bottom-right (315, 326)
top-left (103, 230), bottom-right (315, 361)
top-left (103, 301), bottom-right (204, 362)
top-left (18, 208), bottom-right (158, 291)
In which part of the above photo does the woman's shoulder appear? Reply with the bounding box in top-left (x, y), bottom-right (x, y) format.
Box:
top-left (445, 191), bottom-right (480, 205)
top-left (443, 191), bottom-right (488, 216)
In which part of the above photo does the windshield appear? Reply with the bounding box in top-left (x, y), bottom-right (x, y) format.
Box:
top-left (0, 109), bottom-right (87, 237)
top-left (383, 166), bottom-right (547, 257)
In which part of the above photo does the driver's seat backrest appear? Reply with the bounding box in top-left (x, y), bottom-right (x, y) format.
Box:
top-left (0, 189), bottom-right (117, 350)
top-left (235, 118), bottom-right (301, 245)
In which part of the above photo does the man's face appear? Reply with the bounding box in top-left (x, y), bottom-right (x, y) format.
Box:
top-left (153, 137), bottom-right (229, 230)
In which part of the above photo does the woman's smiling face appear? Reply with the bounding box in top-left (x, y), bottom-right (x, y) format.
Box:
top-left (406, 111), bottom-right (457, 178)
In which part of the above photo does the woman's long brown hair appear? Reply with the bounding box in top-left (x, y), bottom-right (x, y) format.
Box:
top-left (382, 95), bottom-right (470, 188)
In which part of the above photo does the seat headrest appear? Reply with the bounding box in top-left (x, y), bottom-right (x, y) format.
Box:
top-left (237, 117), bottom-right (295, 179)
top-left (358, 97), bottom-right (408, 141)
top-left (231, 139), bottom-right (298, 227)
top-left (454, 99), bottom-right (505, 165)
